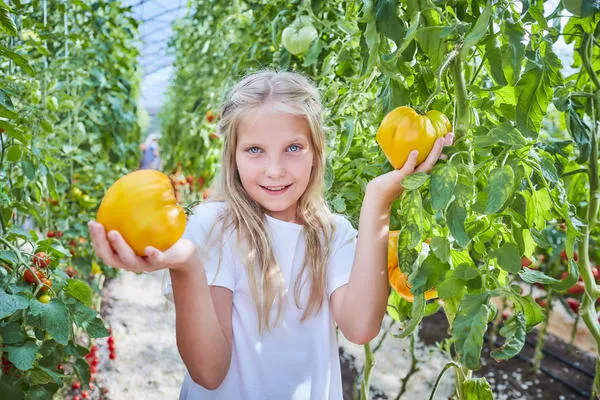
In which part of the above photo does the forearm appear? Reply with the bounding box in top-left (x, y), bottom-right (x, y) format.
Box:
top-left (339, 186), bottom-right (391, 341)
top-left (170, 263), bottom-right (231, 389)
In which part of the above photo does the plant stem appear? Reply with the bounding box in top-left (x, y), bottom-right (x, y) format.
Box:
top-left (532, 290), bottom-right (552, 373)
top-left (568, 314), bottom-right (580, 354)
top-left (420, 48), bottom-right (459, 113)
top-left (359, 342), bottom-right (375, 400)
top-left (396, 330), bottom-right (420, 400)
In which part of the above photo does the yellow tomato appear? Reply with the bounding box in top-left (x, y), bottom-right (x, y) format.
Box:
top-left (97, 170), bottom-right (187, 256)
top-left (388, 230), bottom-right (438, 302)
top-left (376, 106), bottom-right (452, 169)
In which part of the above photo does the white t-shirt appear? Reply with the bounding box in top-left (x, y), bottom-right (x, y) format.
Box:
top-left (163, 201), bottom-right (358, 400)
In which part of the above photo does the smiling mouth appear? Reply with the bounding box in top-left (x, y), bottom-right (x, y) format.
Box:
top-left (260, 184), bottom-right (292, 192)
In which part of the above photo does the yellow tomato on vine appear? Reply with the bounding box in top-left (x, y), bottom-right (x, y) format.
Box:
top-left (388, 230), bottom-right (438, 302)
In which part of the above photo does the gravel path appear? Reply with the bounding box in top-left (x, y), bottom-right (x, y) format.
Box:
top-left (99, 270), bottom-right (186, 399)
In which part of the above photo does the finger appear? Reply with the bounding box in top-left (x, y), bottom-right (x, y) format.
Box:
top-left (88, 221), bottom-right (124, 269)
top-left (416, 137), bottom-right (445, 173)
top-left (106, 230), bottom-right (150, 271)
top-left (141, 246), bottom-right (169, 272)
top-left (443, 132), bottom-right (455, 146)
top-left (400, 150), bottom-right (419, 173)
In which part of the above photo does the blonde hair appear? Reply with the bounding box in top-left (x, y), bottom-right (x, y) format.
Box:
top-left (212, 70), bottom-right (335, 332)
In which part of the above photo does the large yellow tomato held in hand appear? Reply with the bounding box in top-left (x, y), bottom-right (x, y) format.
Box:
top-left (376, 106), bottom-right (452, 169)
top-left (388, 230), bottom-right (438, 302)
top-left (97, 170), bottom-right (187, 256)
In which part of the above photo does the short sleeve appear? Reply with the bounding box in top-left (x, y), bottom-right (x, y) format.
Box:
top-left (327, 215), bottom-right (358, 297)
top-left (162, 202), bottom-right (236, 301)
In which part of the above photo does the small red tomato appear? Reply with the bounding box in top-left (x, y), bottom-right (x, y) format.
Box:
top-left (32, 252), bottom-right (51, 269)
top-left (205, 110), bottom-right (215, 123)
top-left (39, 278), bottom-right (53, 293)
top-left (592, 267), bottom-right (600, 282)
top-left (537, 254), bottom-right (546, 262)
top-left (107, 336), bottom-right (115, 345)
top-left (566, 298), bottom-right (580, 313)
top-left (209, 132), bottom-right (220, 141)
top-left (81, 391), bottom-right (89, 399)
top-left (501, 309), bottom-right (510, 320)
top-left (90, 365), bottom-right (98, 374)
top-left (567, 281), bottom-right (585, 295)
top-left (56, 231), bottom-right (63, 238)
top-left (89, 382), bottom-right (95, 390)
top-left (521, 256), bottom-right (533, 268)
top-left (72, 381), bottom-right (81, 390)
top-left (109, 352), bottom-right (117, 360)
top-left (23, 267), bottom-right (45, 285)
top-left (73, 396), bottom-right (80, 400)
top-left (46, 231), bottom-right (56, 238)
top-left (64, 266), bottom-right (77, 277)
top-left (535, 297), bottom-right (548, 308)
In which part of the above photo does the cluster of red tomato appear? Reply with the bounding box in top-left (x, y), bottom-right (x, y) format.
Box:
top-left (69, 334), bottom-right (115, 400)
top-left (521, 251), bottom-right (600, 316)
top-left (22, 251), bottom-right (53, 303)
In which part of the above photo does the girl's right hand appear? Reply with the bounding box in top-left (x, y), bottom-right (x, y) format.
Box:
top-left (88, 221), bottom-right (198, 273)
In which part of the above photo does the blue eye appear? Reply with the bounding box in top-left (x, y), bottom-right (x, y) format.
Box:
top-left (248, 146), bottom-right (261, 154)
top-left (288, 144), bottom-right (301, 152)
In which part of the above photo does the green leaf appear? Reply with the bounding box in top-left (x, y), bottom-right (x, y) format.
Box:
top-left (451, 293), bottom-right (490, 370)
top-left (374, 0), bottom-right (405, 46)
top-left (460, 1), bottom-right (492, 59)
top-left (430, 237), bottom-right (450, 262)
top-left (5, 341), bottom-right (38, 371)
top-left (409, 253), bottom-right (450, 295)
top-left (30, 368), bottom-right (54, 385)
top-left (519, 259), bottom-right (579, 291)
top-left (387, 290), bottom-right (412, 322)
top-left (29, 299), bottom-right (71, 345)
top-left (6, 144), bottom-right (23, 162)
top-left (401, 172), bottom-right (429, 190)
top-left (447, 202), bottom-right (469, 247)
top-left (0, 288), bottom-right (29, 319)
top-left (485, 165), bottom-right (515, 214)
top-left (397, 11), bottom-right (420, 53)
top-left (86, 316), bottom-right (110, 338)
top-left (491, 313), bottom-right (526, 360)
top-left (463, 377), bottom-right (494, 400)
top-left (0, 6), bottom-right (16, 36)
top-left (493, 242), bottom-right (521, 273)
top-left (512, 294), bottom-right (544, 329)
top-left (431, 163), bottom-right (458, 210)
top-left (0, 322), bottom-right (25, 344)
top-left (398, 294), bottom-right (426, 338)
top-left (515, 42), bottom-right (562, 135)
top-left (0, 45), bottom-right (34, 76)
top-left (474, 123), bottom-right (527, 148)
top-left (64, 279), bottom-right (93, 307)
top-left (484, 35), bottom-right (507, 86)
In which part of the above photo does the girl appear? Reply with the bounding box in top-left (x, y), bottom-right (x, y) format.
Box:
top-left (88, 71), bottom-right (452, 399)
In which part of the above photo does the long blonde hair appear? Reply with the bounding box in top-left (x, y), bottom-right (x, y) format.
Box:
top-left (212, 70), bottom-right (335, 332)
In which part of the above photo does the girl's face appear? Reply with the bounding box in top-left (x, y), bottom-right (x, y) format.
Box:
top-left (235, 105), bottom-right (314, 224)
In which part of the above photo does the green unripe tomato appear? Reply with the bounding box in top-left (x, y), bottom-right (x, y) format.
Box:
top-left (281, 20), bottom-right (318, 56)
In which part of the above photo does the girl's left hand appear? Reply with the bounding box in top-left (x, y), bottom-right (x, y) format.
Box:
top-left (368, 132), bottom-right (454, 207)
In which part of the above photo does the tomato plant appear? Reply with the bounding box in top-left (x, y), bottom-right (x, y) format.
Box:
top-left (1, 0), bottom-right (140, 397)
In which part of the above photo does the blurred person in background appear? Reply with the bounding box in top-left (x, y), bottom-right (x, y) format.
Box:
top-left (139, 132), bottom-right (162, 170)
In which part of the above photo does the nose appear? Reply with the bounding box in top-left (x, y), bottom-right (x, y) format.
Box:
top-left (265, 155), bottom-right (285, 179)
